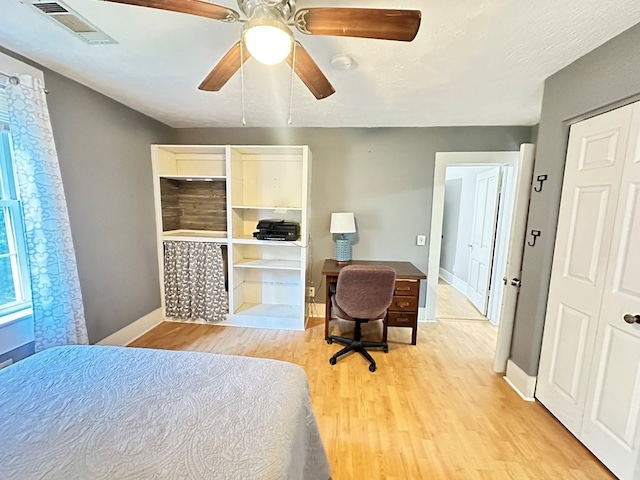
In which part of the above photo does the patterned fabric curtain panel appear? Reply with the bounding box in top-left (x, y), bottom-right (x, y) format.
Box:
top-left (164, 241), bottom-right (227, 323)
top-left (7, 75), bottom-right (88, 351)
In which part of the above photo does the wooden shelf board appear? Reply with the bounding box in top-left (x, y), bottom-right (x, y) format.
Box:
top-left (231, 205), bottom-right (302, 211)
top-left (159, 175), bottom-right (226, 181)
top-left (231, 236), bottom-right (300, 245)
top-left (233, 259), bottom-right (301, 270)
top-left (162, 230), bottom-right (228, 242)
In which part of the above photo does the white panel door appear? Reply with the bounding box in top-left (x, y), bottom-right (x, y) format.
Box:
top-left (493, 144), bottom-right (536, 372)
top-left (467, 167), bottom-right (501, 313)
top-left (580, 103), bottom-right (640, 480)
top-left (536, 103), bottom-right (633, 436)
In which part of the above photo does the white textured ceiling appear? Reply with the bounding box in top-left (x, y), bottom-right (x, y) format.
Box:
top-left (1, 0), bottom-right (640, 127)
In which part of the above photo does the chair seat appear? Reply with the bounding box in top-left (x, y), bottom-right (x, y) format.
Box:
top-left (327, 264), bottom-right (396, 372)
top-left (332, 298), bottom-right (387, 323)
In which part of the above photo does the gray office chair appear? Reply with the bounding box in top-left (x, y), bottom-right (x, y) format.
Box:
top-left (327, 265), bottom-right (396, 372)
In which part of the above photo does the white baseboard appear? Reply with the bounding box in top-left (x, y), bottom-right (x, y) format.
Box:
top-left (450, 275), bottom-right (468, 296)
top-left (418, 307), bottom-right (433, 322)
top-left (438, 268), bottom-right (453, 284)
top-left (504, 359), bottom-right (537, 401)
top-left (96, 308), bottom-right (163, 347)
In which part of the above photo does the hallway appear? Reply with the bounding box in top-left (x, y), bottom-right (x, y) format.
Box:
top-left (436, 279), bottom-right (488, 321)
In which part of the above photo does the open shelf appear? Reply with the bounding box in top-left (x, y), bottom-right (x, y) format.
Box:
top-left (234, 302), bottom-right (299, 319)
top-left (154, 145), bottom-right (227, 177)
top-left (231, 207), bottom-right (301, 240)
top-left (152, 144), bottom-right (310, 332)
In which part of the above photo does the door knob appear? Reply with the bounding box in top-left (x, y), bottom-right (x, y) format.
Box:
top-left (510, 278), bottom-right (521, 287)
top-left (623, 314), bottom-right (640, 324)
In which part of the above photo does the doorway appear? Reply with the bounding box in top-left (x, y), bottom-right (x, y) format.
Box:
top-left (438, 164), bottom-right (512, 323)
top-left (427, 147), bottom-right (536, 372)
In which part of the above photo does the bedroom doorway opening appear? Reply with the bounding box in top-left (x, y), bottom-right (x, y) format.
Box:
top-left (438, 164), bottom-right (514, 324)
top-left (426, 146), bottom-right (536, 372)
top-left (436, 164), bottom-right (504, 324)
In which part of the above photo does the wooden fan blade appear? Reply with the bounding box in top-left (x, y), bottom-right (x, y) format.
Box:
top-left (103, 0), bottom-right (239, 22)
top-left (294, 8), bottom-right (421, 42)
top-left (286, 43), bottom-right (335, 100)
top-left (199, 42), bottom-right (250, 92)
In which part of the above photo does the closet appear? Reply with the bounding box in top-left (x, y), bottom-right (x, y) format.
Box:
top-left (536, 102), bottom-right (640, 479)
top-left (151, 144), bottom-right (311, 331)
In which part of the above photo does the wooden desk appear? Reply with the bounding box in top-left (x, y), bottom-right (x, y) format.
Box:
top-left (321, 259), bottom-right (426, 345)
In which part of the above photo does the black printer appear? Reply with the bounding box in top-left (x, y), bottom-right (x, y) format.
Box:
top-left (253, 219), bottom-right (300, 241)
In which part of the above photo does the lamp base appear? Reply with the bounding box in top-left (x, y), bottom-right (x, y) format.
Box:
top-left (336, 260), bottom-right (351, 266)
top-left (335, 237), bottom-right (352, 264)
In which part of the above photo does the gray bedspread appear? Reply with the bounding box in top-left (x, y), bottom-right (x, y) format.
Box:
top-left (0, 345), bottom-right (331, 480)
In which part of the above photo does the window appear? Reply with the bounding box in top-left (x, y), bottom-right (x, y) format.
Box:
top-left (0, 85), bottom-right (30, 316)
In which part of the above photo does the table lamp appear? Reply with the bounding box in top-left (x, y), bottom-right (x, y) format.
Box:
top-left (330, 212), bottom-right (356, 265)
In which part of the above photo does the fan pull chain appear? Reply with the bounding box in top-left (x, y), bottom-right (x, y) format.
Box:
top-left (287, 42), bottom-right (296, 125)
top-left (240, 37), bottom-right (246, 126)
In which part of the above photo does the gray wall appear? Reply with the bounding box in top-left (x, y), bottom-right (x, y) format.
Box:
top-left (175, 127), bottom-right (531, 301)
top-left (2, 48), bottom-right (175, 343)
top-left (440, 178), bottom-right (462, 275)
top-left (510, 22), bottom-right (640, 375)
top-left (44, 71), bottom-right (174, 342)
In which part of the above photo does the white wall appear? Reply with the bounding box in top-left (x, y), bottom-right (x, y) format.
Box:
top-left (440, 166), bottom-right (493, 284)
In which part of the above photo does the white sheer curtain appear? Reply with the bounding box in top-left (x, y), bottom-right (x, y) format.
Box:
top-left (6, 75), bottom-right (88, 351)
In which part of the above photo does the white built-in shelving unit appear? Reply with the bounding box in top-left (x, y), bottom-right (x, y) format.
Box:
top-left (151, 144), bottom-right (311, 330)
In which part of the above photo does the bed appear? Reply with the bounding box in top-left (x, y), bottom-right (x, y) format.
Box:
top-left (0, 345), bottom-right (331, 480)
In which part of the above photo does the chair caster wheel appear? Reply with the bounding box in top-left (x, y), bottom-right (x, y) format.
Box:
top-left (383, 346), bottom-right (389, 353)
top-left (327, 338), bottom-right (333, 344)
top-left (329, 357), bottom-right (337, 365)
top-left (369, 364), bottom-right (376, 372)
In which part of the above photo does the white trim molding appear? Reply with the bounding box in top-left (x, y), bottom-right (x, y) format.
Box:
top-left (504, 359), bottom-right (537, 401)
top-left (439, 268), bottom-right (453, 284)
top-left (96, 308), bottom-right (163, 347)
top-left (0, 309), bottom-right (34, 355)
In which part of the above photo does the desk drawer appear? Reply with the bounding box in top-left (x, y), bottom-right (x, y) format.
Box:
top-left (387, 312), bottom-right (417, 327)
top-left (394, 280), bottom-right (420, 297)
top-left (390, 296), bottom-right (418, 312)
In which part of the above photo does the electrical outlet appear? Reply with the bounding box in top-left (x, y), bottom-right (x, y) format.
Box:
top-left (305, 286), bottom-right (315, 297)
top-left (416, 235), bottom-right (426, 246)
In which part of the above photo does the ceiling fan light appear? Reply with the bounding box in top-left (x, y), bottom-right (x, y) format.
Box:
top-left (244, 23), bottom-right (292, 65)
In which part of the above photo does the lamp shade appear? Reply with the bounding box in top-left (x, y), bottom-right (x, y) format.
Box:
top-left (330, 212), bottom-right (356, 234)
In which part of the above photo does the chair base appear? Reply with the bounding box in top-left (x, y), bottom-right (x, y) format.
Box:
top-left (327, 319), bottom-right (388, 372)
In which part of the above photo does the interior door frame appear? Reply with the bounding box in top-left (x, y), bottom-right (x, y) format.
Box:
top-left (428, 151), bottom-right (519, 321)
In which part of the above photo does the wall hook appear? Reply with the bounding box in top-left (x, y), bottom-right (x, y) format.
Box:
top-left (534, 174), bottom-right (548, 192)
top-left (528, 230), bottom-right (541, 247)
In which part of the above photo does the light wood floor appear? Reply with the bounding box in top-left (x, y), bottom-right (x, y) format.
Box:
top-left (436, 280), bottom-right (487, 321)
top-left (130, 318), bottom-right (613, 479)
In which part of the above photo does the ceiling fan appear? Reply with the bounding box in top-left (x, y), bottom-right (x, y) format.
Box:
top-left (103, 0), bottom-right (421, 100)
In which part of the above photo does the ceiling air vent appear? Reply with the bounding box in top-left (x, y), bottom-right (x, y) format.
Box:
top-left (29, 1), bottom-right (117, 44)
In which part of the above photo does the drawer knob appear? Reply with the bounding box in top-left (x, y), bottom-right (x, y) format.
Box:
top-left (397, 302), bottom-right (410, 308)
top-left (395, 286), bottom-right (411, 291)
top-left (396, 317), bottom-right (409, 323)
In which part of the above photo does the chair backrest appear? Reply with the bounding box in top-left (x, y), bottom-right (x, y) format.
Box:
top-left (335, 265), bottom-right (396, 320)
